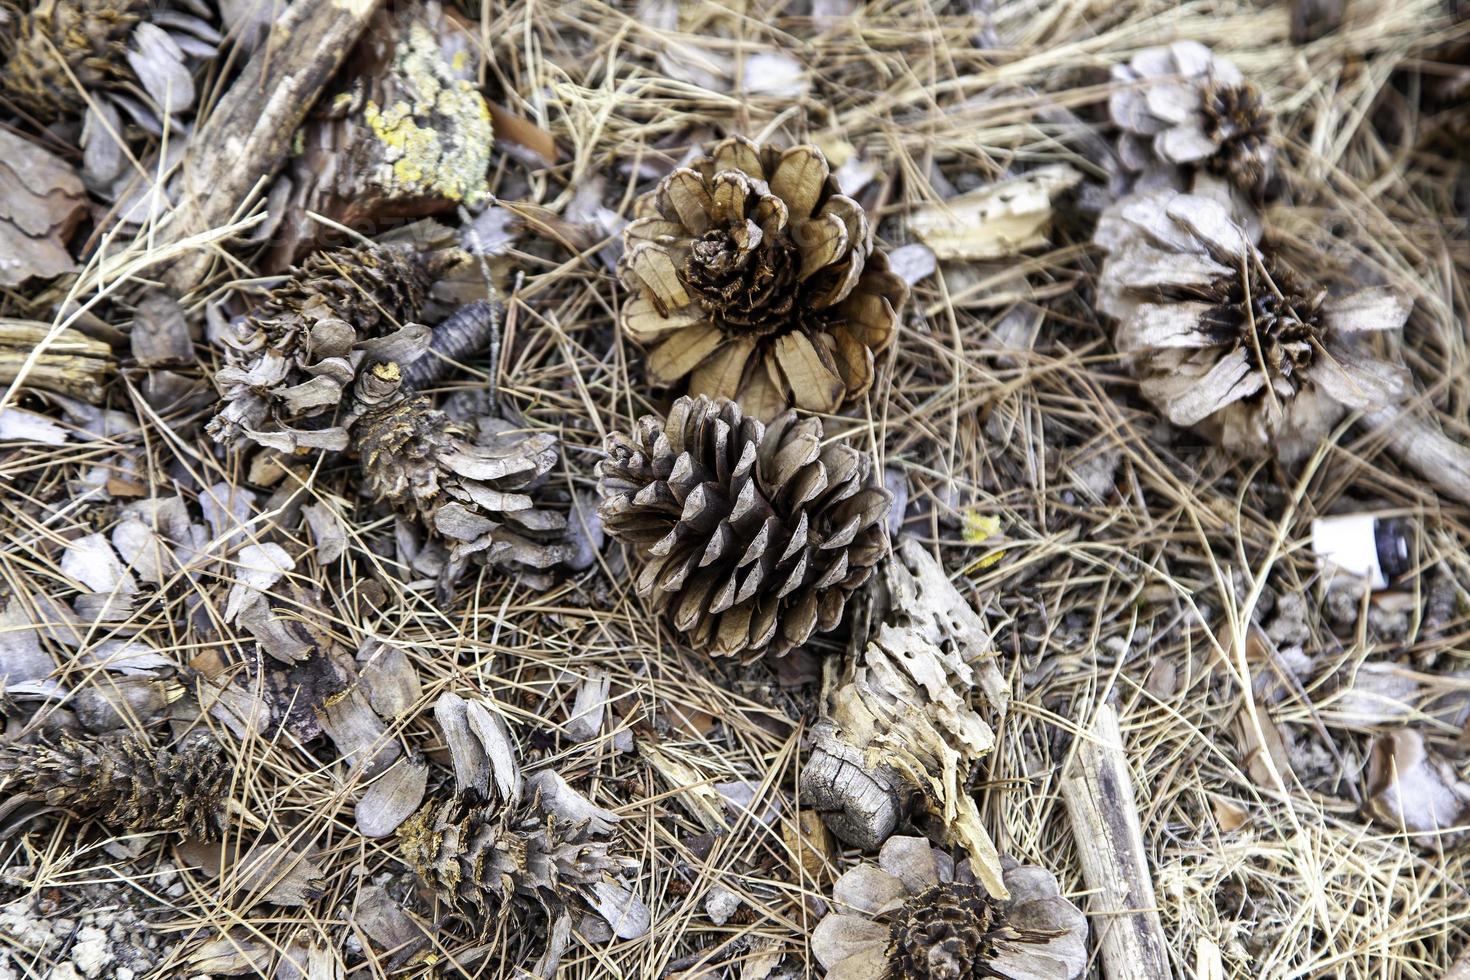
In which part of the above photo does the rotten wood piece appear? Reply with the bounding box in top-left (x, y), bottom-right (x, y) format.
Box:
top-left (1060, 704), bottom-right (1171, 980)
top-left (161, 0), bottom-right (388, 293)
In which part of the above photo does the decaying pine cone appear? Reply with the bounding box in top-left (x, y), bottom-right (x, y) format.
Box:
top-left (812, 837), bottom-right (1088, 980)
top-left (269, 2), bottom-right (492, 264)
top-left (596, 396), bottom-right (892, 661)
top-left (617, 136), bottom-right (908, 420)
top-left (1095, 188), bottom-right (1411, 461)
top-left (208, 243), bottom-right (456, 452)
top-left (397, 789), bottom-right (647, 968)
top-left (0, 730), bottom-right (228, 839)
top-left (801, 538), bottom-right (1009, 897)
top-left (1109, 41), bottom-right (1273, 196)
top-left (0, 0), bottom-right (220, 124)
top-left (353, 361), bottom-right (571, 579)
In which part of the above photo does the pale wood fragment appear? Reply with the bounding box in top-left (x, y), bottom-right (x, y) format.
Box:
top-left (1060, 704), bottom-right (1171, 980)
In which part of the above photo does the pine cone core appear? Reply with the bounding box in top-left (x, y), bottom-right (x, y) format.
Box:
top-left (885, 882), bottom-right (997, 980)
top-left (1185, 255), bottom-right (1323, 397)
top-left (1201, 81), bottom-right (1273, 191)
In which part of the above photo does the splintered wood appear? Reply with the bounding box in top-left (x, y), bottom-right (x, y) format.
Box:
top-left (1060, 704), bottom-right (1170, 980)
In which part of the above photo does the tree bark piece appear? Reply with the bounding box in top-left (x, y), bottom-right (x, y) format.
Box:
top-left (161, 0), bottom-right (387, 293)
top-left (0, 319), bottom-right (112, 401)
top-left (1060, 704), bottom-right (1171, 980)
top-left (1362, 406), bottom-right (1470, 507)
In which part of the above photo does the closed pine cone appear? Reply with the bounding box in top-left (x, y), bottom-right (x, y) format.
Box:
top-left (1095, 188), bottom-right (1411, 461)
top-left (0, 731), bottom-right (228, 839)
top-left (353, 362), bottom-right (570, 576)
top-left (208, 244), bottom-right (453, 453)
top-left (596, 395), bottom-right (892, 661)
top-left (618, 136), bottom-right (907, 420)
top-left (396, 795), bottom-right (631, 920)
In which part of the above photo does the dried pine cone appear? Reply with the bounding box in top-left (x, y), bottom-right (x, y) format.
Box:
top-left (397, 794), bottom-right (637, 925)
top-left (1095, 188), bottom-right (1411, 461)
top-left (208, 243), bottom-right (454, 452)
top-left (0, 731), bottom-right (228, 839)
top-left (813, 837), bottom-right (1088, 980)
top-left (618, 136), bottom-right (907, 420)
top-left (0, 0), bottom-right (219, 124)
top-left (1109, 41), bottom-right (1273, 196)
top-left (352, 361), bottom-right (570, 577)
top-left (596, 396), bottom-right (891, 661)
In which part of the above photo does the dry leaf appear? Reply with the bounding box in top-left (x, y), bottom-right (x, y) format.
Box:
top-left (566, 670), bottom-right (610, 742)
top-left (1365, 729), bottom-right (1470, 845)
top-left (906, 164), bottom-right (1082, 260)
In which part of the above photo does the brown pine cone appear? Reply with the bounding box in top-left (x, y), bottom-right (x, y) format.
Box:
top-left (617, 136), bottom-right (907, 420)
top-left (353, 361), bottom-right (570, 578)
top-left (0, 731), bottom-right (228, 839)
top-left (208, 243), bottom-right (456, 452)
top-left (596, 395), bottom-right (892, 661)
top-left (1, 0), bottom-right (141, 118)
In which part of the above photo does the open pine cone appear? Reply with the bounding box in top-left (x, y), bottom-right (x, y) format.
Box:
top-left (596, 395), bottom-right (891, 661)
top-left (208, 243), bottom-right (455, 452)
top-left (1095, 188), bottom-right (1411, 461)
top-left (0, 731), bottom-right (228, 839)
top-left (813, 837), bottom-right (1088, 980)
top-left (352, 361), bottom-right (571, 579)
top-left (1109, 41), bottom-right (1273, 196)
top-left (617, 137), bottom-right (907, 420)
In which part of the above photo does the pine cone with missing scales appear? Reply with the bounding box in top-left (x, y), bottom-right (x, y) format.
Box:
top-left (352, 361), bottom-right (571, 579)
top-left (1095, 187), bottom-right (1412, 462)
top-left (0, 731), bottom-right (228, 839)
top-left (397, 794), bottom-right (636, 925)
top-left (0, 0), bottom-right (220, 125)
top-left (596, 395), bottom-right (892, 661)
top-left (208, 243), bottom-right (456, 453)
top-left (618, 136), bottom-right (908, 421)
top-left (1109, 41), bottom-right (1274, 197)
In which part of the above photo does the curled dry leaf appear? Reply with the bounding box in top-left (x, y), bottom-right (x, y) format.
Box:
top-left (0, 130), bottom-right (87, 287)
top-left (1365, 729), bottom-right (1470, 846)
top-left (812, 838), bottom-right (1088, 980)
top-left (356, 754), bottom-right (429, 838)
top-left (802, 538), bottom-right (1007, 895)
top-left (905, 164), bottom-right (1082, 260)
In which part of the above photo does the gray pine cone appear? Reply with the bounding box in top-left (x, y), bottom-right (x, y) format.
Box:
top-left (352, 361), bottom-right (570, 576)
top-left (1109, 41), bottom-right (1274, 196)
top-left (0, 731), bottom-right (228, 839)
top-left (1095, 188), bottom-right (1412, 461)
top-left (208, 244), bottom-right (452, 453)
top-left (595, 395), bottom-right (892, 661)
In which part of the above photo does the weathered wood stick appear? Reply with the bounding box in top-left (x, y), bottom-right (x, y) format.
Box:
top-left (1362, 406), bottom-right (1470, 507)
top-left (1060, 703), bottom-right (1171, 980)
top-left (161, 0), bottom-right (387, 293)
top-left (0, 319), bottom-right (112, 402)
